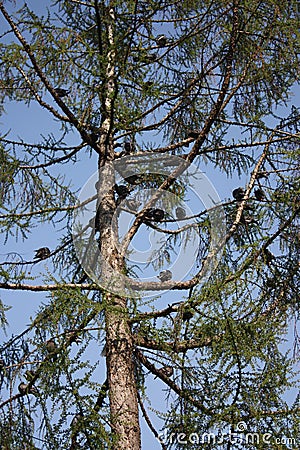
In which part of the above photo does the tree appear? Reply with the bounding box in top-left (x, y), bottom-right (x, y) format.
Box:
top-left (0, 0), bottom-right (299, 449)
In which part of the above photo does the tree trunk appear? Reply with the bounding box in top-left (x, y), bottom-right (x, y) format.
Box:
top-left (96, 158), bottom-right (140, 449)
top-left (105, 293), bottom-right (140, 450)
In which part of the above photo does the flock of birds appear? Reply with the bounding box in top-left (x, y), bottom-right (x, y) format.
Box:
top-left (17, 338), bottom-right (58, 397)
top-left (18, 182), bottom-right (266, 394)
top-left (33, 185), bottom-right (266, 286)
top-left (232, 186), bottom-right (265, 202)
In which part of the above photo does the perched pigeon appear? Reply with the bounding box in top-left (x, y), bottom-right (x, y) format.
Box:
top-left (144, 208), bottom-right (165, 222)
top-left (71, 412), bottom-right (83, 429)
top-left (18, 382), bottom-right (38, 396)
top-left (158, 270), bottom-right (172, 282)
top-left (34, 247), bottom-right (50, 260)
top-left (54, 88), bottom-right (70, 98)
top-left (182, 308), bottom-right (194, 321)
top-left (115, 184), bottom-right (130, 198)
top-left (232, 187), bottom-right (245, 201)
top-left (157, 366), bottom-right (174, 377)
top-left (124, 142), bottom-right (134, 154)
top-left (175, 206), bottom-right (186, 220)
top-left (156, 34), bottom-right (168, 47)
top-left (46, 338), bottom-right (58, 361)
top-left (254, 188), bottom-right (266, 201)
top-left (187, 129), bottom-right (200, 139)
top-left (90, 132), bottom-right (100, 144)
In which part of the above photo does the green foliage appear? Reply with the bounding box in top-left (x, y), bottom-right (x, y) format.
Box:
top-left (0, 0), bottom-right (299, 448)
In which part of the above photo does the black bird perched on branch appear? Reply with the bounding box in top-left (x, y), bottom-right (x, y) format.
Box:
top-left (54, 87), bottom-right (70, 98)
top-left (34, 247), bottom-right (50, 260)
top-left (254, 188), bottom-right (266, 201)
top-left (46, 338), bottom-right (58, 361)
top-left (71, 412), bottom-right (84, 430)
top-left (144, 208), bottom-right (165, 222)
top-left (18, 382), bottom-right (38, 396)
top-left (262, 248), bottom-right (275, 265)
top-left (232, 187), bottom-right (246, 201)
top-left (158, 270), bottom-right (172, 282)
top-left (145, 53), bottom-right (157, 63)
top-left (90, 132), bottom-right (100, 144)
top-left (157, 366), bottom-right (174, 377)
top-left (240, 214), bottom-right (256, 225)
top-left (118, 141), bottom-right (135, 157)
top-left (124, 142), bottom-right (133, 153)
top-left (156, 34), bottom-right (168, 47)
top-left (187, 129), bottom-right (200, 139)
top-left (182, 307), bottom-right (194, 321)
top-left (151, 208), bottom-right (165, 221)
top-left (115, 184), bottom-right (130, 199)
top-left (175, 206), bottom-right (186, 220)
top-left (257, 172), bottom-right (268, 179)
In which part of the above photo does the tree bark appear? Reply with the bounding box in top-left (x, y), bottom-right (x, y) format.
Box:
top-left (96, 153), bottom-right (140, 449)
top-left (105, 293), bottom-right (140, 450)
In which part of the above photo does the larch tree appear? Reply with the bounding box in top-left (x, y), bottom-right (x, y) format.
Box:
top-left (0, 0), bottom-right (299, 449)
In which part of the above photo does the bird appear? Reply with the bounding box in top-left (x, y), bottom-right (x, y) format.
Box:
top-left (182, 308), bottom-right (194, 321)
top-left (232, 187), bottom-right (246, 201)
top-left (151, 208), bottom-right (165, 221)
top-left (262, 248), bottom-right (275, 264)
top-left (54, 87), bottom-right (70, 98)
top-left (18, 382), bottom-right (38, 396)
top-left (157, 366), bottom-right (174, 377)
top-left (118, 142), bottom-right (134, 157)
top-left (65, 329), bottom-right (83, 344)
top-left (124, 142), bottom-right (133, 153)
top-left (240, 213), bottom-right (256, 225)
top-left (115, 184), bottom-right (130, 198)
top-left (145, 53), bottom-right (157, 63)
top-left (45, 338), bottom-right (58, 361)
top-left (175, 206), bottom-right (186, 220)
top-left (254, 188), bottom-right (266, 201)
top-left (187, 129), bottom-right (200, 139)
top-left (71, 412), bottom-right (83, 430)
top-left (34, 247), bottom-right (50, 260)
top-left (156, 34), bottom-right (168, 47)
top-left (143, 80), bottom-right (154, 90)
top-left (90, 132), bottom-right (100, 144)
top-left (158, 270), bottom-right (172, 282)
top-left (257, 172), bottom-right (268, 179)
top-left (144, 208), bottom-right (165, 222)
